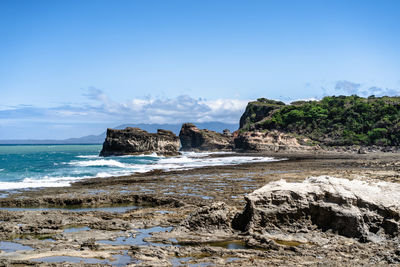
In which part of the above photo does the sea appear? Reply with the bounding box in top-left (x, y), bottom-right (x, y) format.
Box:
top-left (0, 144), bottom-right (278, 190)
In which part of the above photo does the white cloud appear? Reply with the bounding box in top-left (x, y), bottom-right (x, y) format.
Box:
top-left (335, 80), bottom-right (361, 94)
top-left (334, 80), bottom-right (400, 97)
top-left (0, 89), bottom-right (249, 125)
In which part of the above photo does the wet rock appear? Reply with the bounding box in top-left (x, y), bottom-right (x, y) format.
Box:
top-left (80, 238), bottom-right (99, 250)
top-left (0, 192), bottom-right (184, 208)
top-left (177, 202), bottom-right (237, 234)
top-left (100, 127), bottom-right (180, 156)
top-left (179, 123), bottom-right (233, 151)
top-left (233, 176), bottom-right (400, 243)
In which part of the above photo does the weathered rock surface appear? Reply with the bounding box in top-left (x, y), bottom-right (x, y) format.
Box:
top-left (233, 176), bottom-right (400, 243)
top-left (1, 155), bottom-right (400, 266)
top-left (100, 127), bottom-right (180, 156)
top-left (179, 123), bottom-right (234, 151)
top-left (177, 202), bottom-right (236, 234)
top-left (234, 130), bottom-right (319, 152)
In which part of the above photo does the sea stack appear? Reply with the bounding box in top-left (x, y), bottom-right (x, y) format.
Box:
top-left (179, 123), bottom-right (234, 151)
top-left (99, 127), bottom-right (180, 156)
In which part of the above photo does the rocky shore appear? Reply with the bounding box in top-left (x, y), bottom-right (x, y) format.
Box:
top-left (0, 151), bottom-right (399, 266)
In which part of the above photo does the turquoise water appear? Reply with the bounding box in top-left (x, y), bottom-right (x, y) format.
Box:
top-left (0, 145), bottom-right (279, 190)
top-left (0, 145), bottom-right (159, 190)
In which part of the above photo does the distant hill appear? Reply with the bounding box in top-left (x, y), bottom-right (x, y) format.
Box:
top-left (240, 95), bottom-right (400, 146)
top-left (0, 122), bottom-right (238, 145)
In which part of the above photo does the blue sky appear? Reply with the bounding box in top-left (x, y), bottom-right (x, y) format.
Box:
top-left (1, 0), bottom-right (400, 139)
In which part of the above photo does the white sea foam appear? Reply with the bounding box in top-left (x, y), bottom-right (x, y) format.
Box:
top-left (68, 159), bottom-right (128, 168)
top-left (0, 152), bottom-right (283, 190)
top-left (77, 153), bottom-right (160, 160)
top-left (157, 155), bottom-right (279, 169)
top-left (0, 176), bottom-right (89, 190)
top-left (0, 169), bottom-right (4, 172)
top-left (123, 152), bottom-right (160, 158)
top-left (181, 151), bottom-right (233, 158)
top-left (76, 155), bottom-right (100, 159)
top-left (95, 170), bottom-right (134, 178)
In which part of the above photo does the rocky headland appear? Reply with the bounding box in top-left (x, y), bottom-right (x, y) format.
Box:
top-left (99, 127), bottom-right (180, 156)
top-left (179, 123), bottom-right (234, 151)
top-left (235, 96), bottom-right (400, 153)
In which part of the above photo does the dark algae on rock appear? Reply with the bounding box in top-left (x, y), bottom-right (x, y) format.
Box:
top-left (100, 127), bottom-right (180, 156)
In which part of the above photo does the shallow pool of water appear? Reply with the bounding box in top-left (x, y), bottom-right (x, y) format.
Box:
top-left (98, 226), bottom-right (173, 247)
top-left (180, 193), bottom-right (214, 200)
top-left (207, 240), bottom-right (248, 249)
top-left (0, 241), bottom-right (33, 253)
top-left (63, 226), bottom-right (91, 233)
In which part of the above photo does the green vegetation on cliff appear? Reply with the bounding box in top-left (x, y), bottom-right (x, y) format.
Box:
top-left (239, 98), bottom-right (285, 129)
top-left (240, 95), bottom-right (400, 146)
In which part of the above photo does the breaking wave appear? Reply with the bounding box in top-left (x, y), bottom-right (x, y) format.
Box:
top-left (0, 150), bottom-right (283, 190)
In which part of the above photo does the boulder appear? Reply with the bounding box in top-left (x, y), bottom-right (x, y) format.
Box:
top-left (179, 123), bottom-right (233, 151)
top-left (99, 127), bottom-right (180, 156)
top-left (233, 176), bottom-right (400, 243)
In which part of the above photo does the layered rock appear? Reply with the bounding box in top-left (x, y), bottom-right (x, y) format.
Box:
top-left (179, 123), bottom-right (234, 151)
top-left (100, 127), bottom-right (180, 156)
top-left (233, 176), bottom-right (400, 243)
top-left (234, 130), bottom-right (319, 152)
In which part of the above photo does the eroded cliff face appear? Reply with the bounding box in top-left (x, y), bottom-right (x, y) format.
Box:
top-left (100, 127), bottom-right (180, 156)
top-left (234, 130), bottom-right (319, 152)
top-left (179, 123), bottom-right (234, 151)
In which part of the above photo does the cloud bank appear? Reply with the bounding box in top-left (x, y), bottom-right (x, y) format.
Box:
top-left (334, 80), bottom-right (400, 97)
top-left (79, 88), bottom-right (248, 124)
top-left (1, 83), bottom-right (398, 139)
top-left (0, 89), bottom-right (248, 139)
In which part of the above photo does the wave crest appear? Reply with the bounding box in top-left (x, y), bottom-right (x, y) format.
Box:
top-left (69, 159), bottom-right (128, 168)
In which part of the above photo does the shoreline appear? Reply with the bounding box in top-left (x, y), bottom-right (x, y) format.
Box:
top-left (0, 151), bottom-right (399, 265)
top-left (0, 151), bottom-right (281, 191)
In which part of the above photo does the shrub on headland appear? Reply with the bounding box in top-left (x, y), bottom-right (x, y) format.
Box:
top-left (240, 95), bottom-right (400, 146)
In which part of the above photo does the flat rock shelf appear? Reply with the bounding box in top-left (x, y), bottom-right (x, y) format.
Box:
top-left (0, 152), bottom-right (399, 266)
